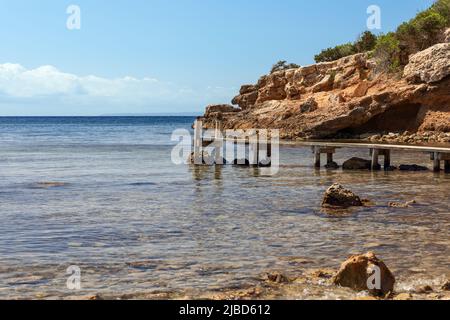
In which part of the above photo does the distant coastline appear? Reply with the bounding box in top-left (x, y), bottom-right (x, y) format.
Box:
top-left (100, 113), bottom-right (201, 117)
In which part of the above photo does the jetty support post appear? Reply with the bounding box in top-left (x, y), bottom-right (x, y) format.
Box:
top-left (214, 120), bottom-right (224, 165)
top-left (433, 152), bottom-right (441, 172)
top-left (383, 149), bottom-right (391, 169)
top-left (314, 147), bottom-right (321, 168)
top-left (193, 119), bottom-right (203, 164)
top-left (258, 130), bottom-right (271, 166)
top-left (370, 148), bottom-right (380, 170)
top-left (437, 153), bottom-right (450, 173)
top-left (313, 146), bottom-right (336, 168)
top-left (248, 129), bottom-right (259, 166)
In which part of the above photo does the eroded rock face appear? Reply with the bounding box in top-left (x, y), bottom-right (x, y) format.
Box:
top-left (403, 43), bottom-right (450, 84)
top-left (333, 252), bottom-right (395, 297)
top-left (204, 104), bottom-right (240, 117)
top-left (200, 40), bottom-right (450, 139)
top-left (322, 183), bottom-right (363, 208)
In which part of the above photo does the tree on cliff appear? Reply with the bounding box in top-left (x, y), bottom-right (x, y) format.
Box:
top-left (270, 61), bottom-right (301, 73)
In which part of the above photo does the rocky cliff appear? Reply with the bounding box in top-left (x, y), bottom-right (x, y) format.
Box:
top-left (200, 37), bottom-right (450, 143)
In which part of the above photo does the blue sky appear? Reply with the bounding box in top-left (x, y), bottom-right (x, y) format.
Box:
top-left (0, 0), bottom-right (435, 115)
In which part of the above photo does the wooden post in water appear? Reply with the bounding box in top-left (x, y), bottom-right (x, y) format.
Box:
top-left (433, 152), bottom-right (441, 172)
top-left (314, 147), bottom-right (321, 168)
top-left (445, 160), bottom-right (450, 173)
top-left (193, 120), bottom-right (203, 164)
top-left (371, 149), bottom-right (380, 170)
top-left (326, 153), bottom-right (334, 165)
top-left (384, 150), bottom-right (391, 169)
top-left (214, 120), bottom-right (224, 165)
top-left (248, 130), bottom-right (259, 166)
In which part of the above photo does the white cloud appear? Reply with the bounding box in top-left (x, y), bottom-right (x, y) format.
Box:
top-left (0, 63), bottom-right (237, 112)
top-left (0, 63), bottom-right (173, 100)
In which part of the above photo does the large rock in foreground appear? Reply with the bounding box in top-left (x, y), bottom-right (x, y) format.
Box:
top-left (322, 183), bottom-right (363, 208)
top-left (333, 252), bottom-right (395, 297)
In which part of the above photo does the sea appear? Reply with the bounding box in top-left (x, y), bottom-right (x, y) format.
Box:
top-left (0, 116), bottom-right (448, 299)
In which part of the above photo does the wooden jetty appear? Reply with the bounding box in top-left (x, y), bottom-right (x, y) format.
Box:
top-left (193, 121), bottom-right (450, 172)
top-left (297, 141), bottom-right (450, 172)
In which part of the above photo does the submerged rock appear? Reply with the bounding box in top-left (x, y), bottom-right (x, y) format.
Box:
top-left (322, 183), bottom-right (363, 208)
top-left (399, 164), bottom-right (428, 171)
top-left (342, 158), bottom-right (371, 170)
top-left (442, 281), bottom-right (450, 291)
top-left (333, 252), bottom-right (395, 297)
top-left (325, 161), bottom-right (339, 169)
top-left (388, 200), bottom-right (416, 208)
top-left (33, 182), bottom-right (68, 189)
top-left (263, 272), bottom-right (289, 284)
top-left (188, 151), bottom-right (214, 165)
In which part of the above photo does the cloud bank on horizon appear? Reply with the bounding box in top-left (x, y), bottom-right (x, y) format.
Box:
top-left (0, 63), bottom-right (235, 115)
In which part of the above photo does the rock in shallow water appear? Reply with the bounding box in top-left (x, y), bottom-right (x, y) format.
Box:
top-left (325, 161), bottom-right (339, 169)
top-left (333, 252), bottom-right (395, 297)
top-left (33, 182), bottom-right (68, 189)
top-left (399, 164), bottom-right (428, 171)
top-left (388, 200), bottom-right (416, 208)
top-left (322, 183), bottom-right (363, 208)
top-left (342, 157), bottom-right (371, 170)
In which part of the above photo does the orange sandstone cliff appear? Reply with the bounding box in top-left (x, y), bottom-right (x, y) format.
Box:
top-left (200, 39), bottom-right (450, 143)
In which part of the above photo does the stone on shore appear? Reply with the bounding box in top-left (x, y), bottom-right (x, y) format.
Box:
top-left (342, 157), bottom-right (371, 170)
top-left (393, 293), bottom-right (413, 300)
top-left (322, 183), bottom-right (363, 208)
top-left (333, 252), bottom-right (395, 297)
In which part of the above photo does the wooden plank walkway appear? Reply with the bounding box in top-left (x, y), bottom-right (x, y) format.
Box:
top-left (193, 120), bottom-right (450, 172)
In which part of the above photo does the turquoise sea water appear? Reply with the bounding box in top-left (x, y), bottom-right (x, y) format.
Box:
top-left (0, 117), bottom-right (448, 299)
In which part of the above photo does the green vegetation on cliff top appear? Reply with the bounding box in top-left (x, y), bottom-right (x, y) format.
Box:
top-left (311, 0), bottom-right (449, 71)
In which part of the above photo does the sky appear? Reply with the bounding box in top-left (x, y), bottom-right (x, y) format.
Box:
top-left (0, 0), bottom-right (436, 116)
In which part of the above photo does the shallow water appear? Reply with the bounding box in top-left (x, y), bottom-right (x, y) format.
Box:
top-left (0, 117), bottom-right (448, 299)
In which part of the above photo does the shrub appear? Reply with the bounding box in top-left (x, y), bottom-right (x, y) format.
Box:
top-left (314, 43), bottom-right (357, 63)
top-left (314, 32), bottom-right (377, 63)
top-left (372, 33), bottom-right (401, 73)
top-left (355, 31), bottom-right (378, 53)
top-left (431, 0), bottom-right (450, 24)
top-left (396, 0), bottom-right (448, 54)
top-left (270, 60), bottom-right (301, 73)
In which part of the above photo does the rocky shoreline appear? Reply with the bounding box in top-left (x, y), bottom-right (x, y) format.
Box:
top-left (68, 263), bottom-right (450, 301)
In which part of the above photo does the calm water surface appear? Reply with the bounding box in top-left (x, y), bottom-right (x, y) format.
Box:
top-left (0, 117), bottom-right (448, 299)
